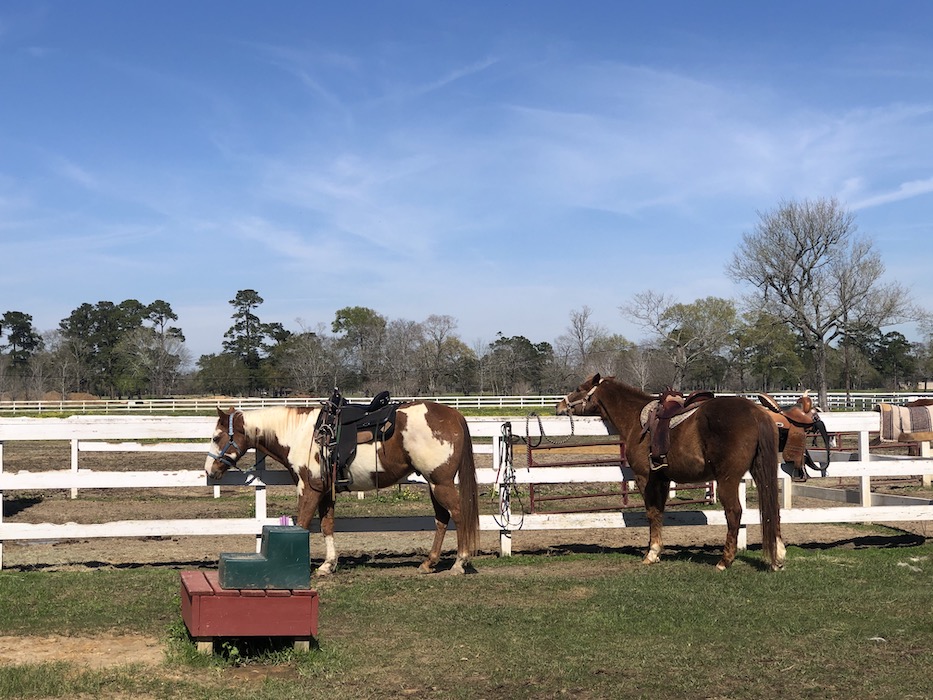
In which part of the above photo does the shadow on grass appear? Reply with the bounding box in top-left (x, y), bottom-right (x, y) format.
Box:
top-left (7, 531), bottom-right (926, 574)
top-left (795, 531), bottom-right (926, 550)
top-left (494, 530), bottom-right (929, 570)
top-left (2, 495), bottom-right (42, 517)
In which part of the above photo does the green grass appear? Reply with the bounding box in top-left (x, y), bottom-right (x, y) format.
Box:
top-left (1, 538), bottom-right (932, 699)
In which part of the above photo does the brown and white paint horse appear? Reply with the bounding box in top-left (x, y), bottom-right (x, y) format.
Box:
top-left (557, 374), bottom-right (785, 571)
top-left (204, 402), bottom-right (480, 575)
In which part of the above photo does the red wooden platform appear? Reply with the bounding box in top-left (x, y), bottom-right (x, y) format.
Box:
top-left (180, 570), bottom-right (319, 653)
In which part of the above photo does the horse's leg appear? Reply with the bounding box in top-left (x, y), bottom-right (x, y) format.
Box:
top-left (716, 478), bottom-right (742, 571)
top-left (315, 493), bottom-right (338, 576)
top-left (640, 473), bottom-right (670, 565)
top-left (775, 521), bottom-right (787, 571)
top-left (294, 469), bottom-right (337, 576)
top-left (420, 482), bottom-right (461, 574)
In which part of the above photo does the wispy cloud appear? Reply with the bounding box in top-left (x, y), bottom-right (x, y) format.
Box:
top-left (850, 177), bottom-right (933, 210)
top-left (394, 55), bottom-right (500, 101)
top-left (52, 158), bottom-right (100, 190)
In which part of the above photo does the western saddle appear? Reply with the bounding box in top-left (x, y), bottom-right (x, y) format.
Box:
top-left (315, 388), bottom-right (399, 492)
top-left (757, 391), bottom-right (829, 481)
top-left (642, 388), bottom-right (715, 470)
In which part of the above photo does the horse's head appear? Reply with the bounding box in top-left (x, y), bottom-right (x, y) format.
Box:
top-left (556, 373), bottom-right (606, 416)
top-left (204, 407), bottom-right (249, 479)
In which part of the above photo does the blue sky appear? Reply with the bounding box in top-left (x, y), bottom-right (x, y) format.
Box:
top-left (2, 1), bottom-right (932, 361)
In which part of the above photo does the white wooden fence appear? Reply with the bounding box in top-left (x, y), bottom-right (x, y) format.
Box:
top-left (1, 412), bottom-right (932, 568)
top-left (3, 391), bottom-right (932, 415)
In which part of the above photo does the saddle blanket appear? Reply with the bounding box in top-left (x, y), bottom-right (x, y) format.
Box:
top-left (876, 403), bottom-right (933, 442)
top-left (639, 399), bottom-right (701, 431)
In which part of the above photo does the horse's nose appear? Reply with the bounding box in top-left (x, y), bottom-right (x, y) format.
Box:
top-left (204, 454), bottom-right (221, 479)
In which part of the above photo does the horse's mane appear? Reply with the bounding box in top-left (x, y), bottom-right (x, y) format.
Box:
top-left (241, 405), bottom-right (319, 441)
top-left (596, 376), bottom-right (652, 403)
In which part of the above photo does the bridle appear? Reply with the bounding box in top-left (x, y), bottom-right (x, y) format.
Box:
top-left (561, 381), bottom-right (602, 412)
top-left (207, 410), bottom-right (246, 471)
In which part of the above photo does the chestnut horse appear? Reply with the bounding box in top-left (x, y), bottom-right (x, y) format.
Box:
top-left (557, 374), bottom-right (785, 571)
top-left (204, 403), bottom-right (479, 575)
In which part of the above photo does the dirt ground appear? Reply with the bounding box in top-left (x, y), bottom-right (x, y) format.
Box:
top-left (1, 439), bottom-right (930, 669)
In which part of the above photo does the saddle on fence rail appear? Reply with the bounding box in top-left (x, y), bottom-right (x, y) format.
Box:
top-left (757, 391), bottom-right (830, 481)
top-left (641, 389), bottom-right (715, 470)
top-left (315, 388), bottom-right (399, 492)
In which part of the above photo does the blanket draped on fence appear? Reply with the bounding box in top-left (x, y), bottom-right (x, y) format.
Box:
top-left (875, 403), bottom-right (933, 442)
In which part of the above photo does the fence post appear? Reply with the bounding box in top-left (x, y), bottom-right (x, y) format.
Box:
top-left (70, 438), bottom-right (79, 499)
top-left (492, 429), bottom-right (513, 557)
top-left (738, 480), bottom-right (747, 551)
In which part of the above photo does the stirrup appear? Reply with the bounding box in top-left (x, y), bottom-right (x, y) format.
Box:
top-left (335, 468), bottom-right (353, 492)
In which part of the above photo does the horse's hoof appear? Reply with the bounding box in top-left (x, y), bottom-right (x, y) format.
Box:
top-left (314, 563), bottom-right (335, 576)
top-left (417, 563), bottom-right (436, 574)
top-left (715, 562), bottom-right (729, 571)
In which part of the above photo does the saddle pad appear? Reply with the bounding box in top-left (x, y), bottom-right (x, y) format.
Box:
top-left (876, 403), bottom-right (933, 442)
top-left (639, 400), bottom-right (701, 431)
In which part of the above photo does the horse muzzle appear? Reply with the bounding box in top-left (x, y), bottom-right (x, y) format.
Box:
top-left (205, 452), bottom-right (235, 480)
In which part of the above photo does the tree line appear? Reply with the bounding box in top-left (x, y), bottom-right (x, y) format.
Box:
top-left (1, 198), bottom-right (929, 407)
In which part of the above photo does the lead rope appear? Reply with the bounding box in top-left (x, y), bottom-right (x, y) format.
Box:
top-left (522, 409), bottom-right (576, 447)
top-left (494, 421), bottom-right (525, 530)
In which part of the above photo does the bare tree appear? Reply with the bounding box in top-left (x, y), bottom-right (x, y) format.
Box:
top-left (419, 314), bottom-right (457, 394)
top-left (120, 326), bottom-right (190, 395)
top-left (276, 323), bottom-right (340, 396)
top-left (383, 318), bottom-right (424, 395)
top-left (728, 197), bottom-right (918, 408)
top-left (553, 306), bottom-right (604, 384)
top-left (567, 306), bottom-right (607, 372)
top-left (621, 292), bottom-right (736, 390)
top-left (623, 344), bottom-right (658, 391)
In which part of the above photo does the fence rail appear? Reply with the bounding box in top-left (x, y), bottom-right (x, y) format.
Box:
top-left (1, 412), bottom-right (932, 568)
top-left (2, 391), bottom-right (932, 415)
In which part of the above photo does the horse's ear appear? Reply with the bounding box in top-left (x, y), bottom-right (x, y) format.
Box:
top-left (217, 406), bottom-right (234, 418)
top-left (592, 373), bottom-right (601, 385)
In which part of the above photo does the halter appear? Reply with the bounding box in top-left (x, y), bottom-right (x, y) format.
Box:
top-left (207, 410), bottom-right (246, 471)
top-left (562, 381), bottom-right (602, 411)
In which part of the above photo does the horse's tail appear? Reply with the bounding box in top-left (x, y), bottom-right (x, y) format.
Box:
top-left (457, 418), bottom-right (480, 555)
top-left (749, 412), bottom-right (782, 570)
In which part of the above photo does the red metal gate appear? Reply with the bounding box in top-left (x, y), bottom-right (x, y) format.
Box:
top-left (525, 437), bottom-right (715, 514)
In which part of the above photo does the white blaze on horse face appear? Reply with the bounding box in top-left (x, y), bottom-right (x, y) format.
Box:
top-left (204, 428), bottom-right (225, 477)
top-left (400, 403), bottom-right (454, 476)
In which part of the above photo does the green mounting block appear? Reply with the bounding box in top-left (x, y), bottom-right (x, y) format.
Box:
top-left (218, 525), bottom-right (311, 590)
